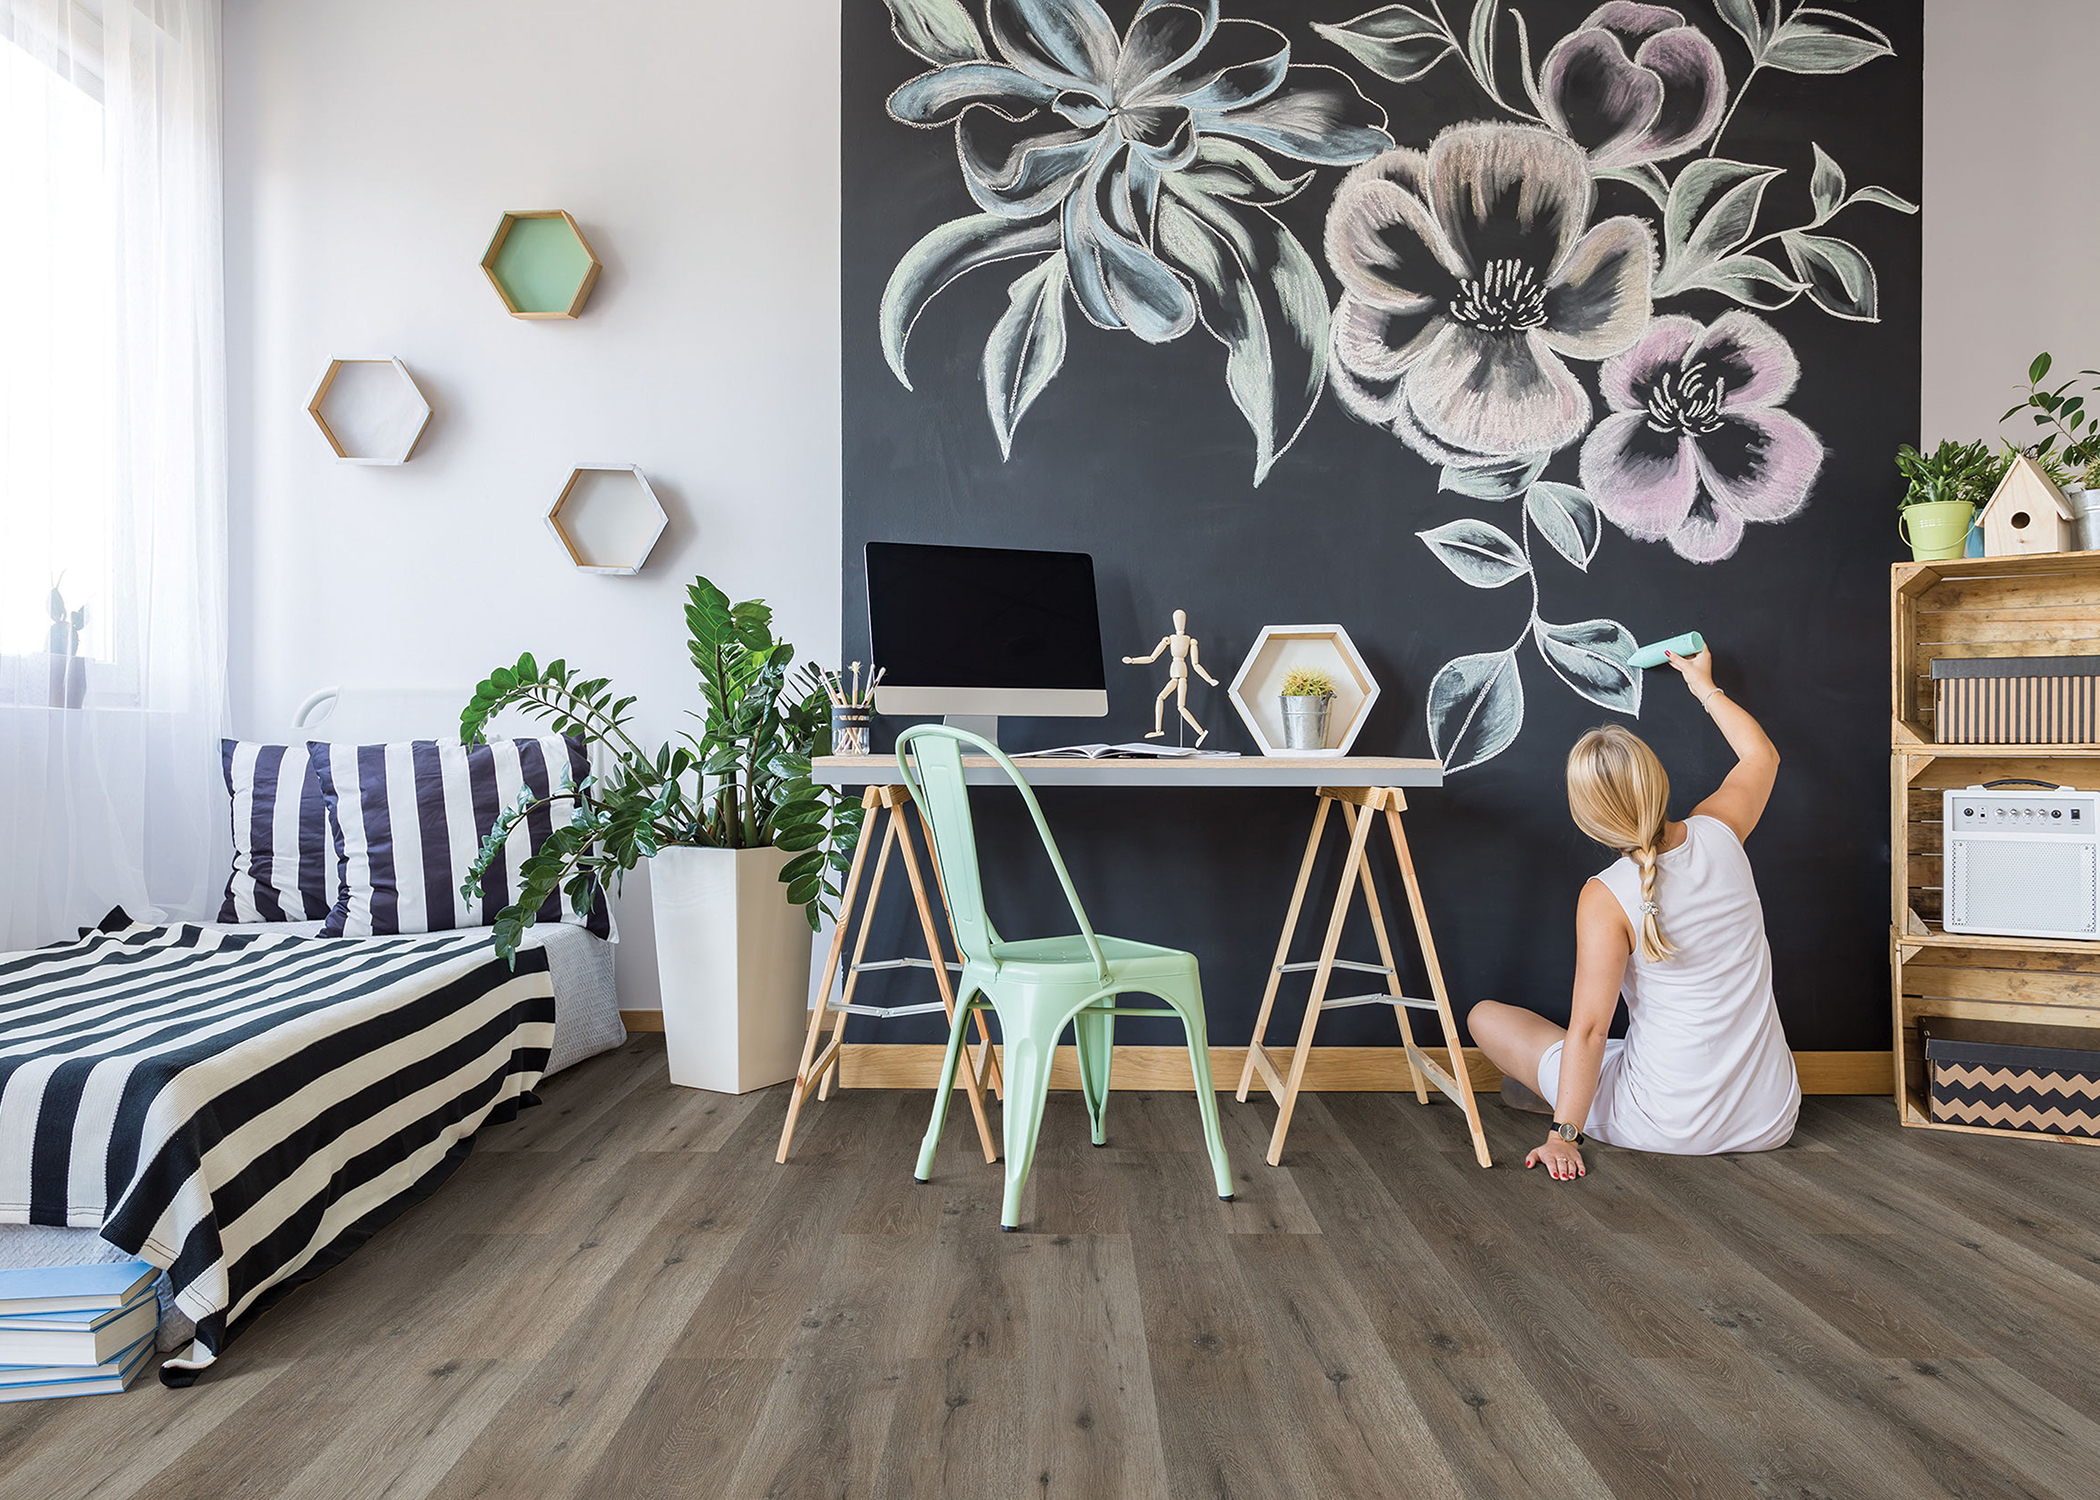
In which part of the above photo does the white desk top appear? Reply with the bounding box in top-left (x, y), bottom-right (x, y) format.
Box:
top-left (812, 754), bottom-right (1444, 789)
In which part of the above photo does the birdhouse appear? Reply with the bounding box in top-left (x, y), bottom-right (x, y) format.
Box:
top-left (1980, 453), bottom-right (2076, 557)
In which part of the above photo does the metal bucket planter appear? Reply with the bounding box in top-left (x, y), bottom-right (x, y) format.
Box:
top-left (1280, 694), bottom-right (1332, 751)
top-left (1900, 500), bottom-right (1975, 562)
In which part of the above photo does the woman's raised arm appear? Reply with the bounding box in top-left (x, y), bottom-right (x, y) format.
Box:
top-left (1672, 646), bottom-right (1779, 841)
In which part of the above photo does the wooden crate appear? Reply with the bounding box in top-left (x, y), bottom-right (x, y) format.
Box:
top-left (1893, 552), bottom-right (2100, 746)
top-left (1892, 553), bottom-right (2100, 1143)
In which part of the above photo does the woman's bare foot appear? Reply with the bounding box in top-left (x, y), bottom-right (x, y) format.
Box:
top-left (1500, 1076), bottom-right (1551, 1115)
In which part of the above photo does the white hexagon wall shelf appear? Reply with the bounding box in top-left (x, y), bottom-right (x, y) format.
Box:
top-left (481, 210), bottom-right (603, 319)
top-left (306, 357), bottom-right (432, 464)
top-left (546, 466), bottom-right (668, 575)
top-left (1227, 625), bottom-right (1380, 758)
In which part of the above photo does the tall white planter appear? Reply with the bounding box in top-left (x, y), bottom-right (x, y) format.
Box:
top-left (650, 844), bottom-right (812, 1094)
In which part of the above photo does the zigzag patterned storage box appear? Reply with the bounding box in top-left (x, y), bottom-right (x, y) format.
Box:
top-left (1924, 1031), bottom-right (2100, 1139)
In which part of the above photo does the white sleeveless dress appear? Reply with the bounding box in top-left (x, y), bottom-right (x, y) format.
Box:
top-left (1536, 814), bottom-right (1800, 1154)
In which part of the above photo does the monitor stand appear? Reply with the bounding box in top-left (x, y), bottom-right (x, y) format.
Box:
top-left (942, 714), bottom-right (1000, 747)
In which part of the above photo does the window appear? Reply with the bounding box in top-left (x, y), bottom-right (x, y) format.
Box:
top-left (0, 21), bottom-right (116, 666)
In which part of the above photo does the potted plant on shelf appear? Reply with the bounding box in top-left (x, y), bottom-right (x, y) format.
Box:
top-left (460, 576), bottom-right (862, 1094)
top-left (1895, 439), bottom-right (2003, 561)
top-left (1278, 666), bottom-right (1336, 751)
top-left (2004, 352), bottom-right (2100, 550)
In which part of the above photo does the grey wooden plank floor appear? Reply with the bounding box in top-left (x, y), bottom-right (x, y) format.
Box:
top-left (5, 1034), bottom-right (2100, 1500)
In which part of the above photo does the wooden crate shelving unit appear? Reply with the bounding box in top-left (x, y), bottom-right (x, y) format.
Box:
top-left (1892, 552), bottom-right (2100, 1144)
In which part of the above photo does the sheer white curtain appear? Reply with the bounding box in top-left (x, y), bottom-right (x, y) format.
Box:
top-left (0, 0), bottom-right (226, 949)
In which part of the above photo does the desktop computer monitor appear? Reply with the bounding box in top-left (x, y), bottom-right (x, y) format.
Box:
top-left (865, 541), bottom-right (1108, 745)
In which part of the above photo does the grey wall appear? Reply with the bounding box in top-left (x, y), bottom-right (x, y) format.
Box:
top-left (1924, 0), bottom-right (2100, 440)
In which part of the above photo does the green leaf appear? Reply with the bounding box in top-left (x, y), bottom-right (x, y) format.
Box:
top-left (1657, 159), bottom-right (1785, 295)
top-left (1465, 0), bottom-right (1495, 94)
top-left (1524, 483), bottom-right (1601, 571)
top-left (1667, 253), bottom-right (1804, 310)
top-left (1762, 8), bottom-right (1893, 74)
top-left (983, 252), bottom-right (1069, 461)
top-left (1154, 186), bottom-right (1330, 485)
top-left (1438, 452), bottom-right (1547, 500)
top-left (1532, 618), bottom-right (1641, 715)
top-left (1847, 185), bottom-right (1917, 215)
top-left (2032, 352), bottom-right (2054, 385)
top-left (1808, 143), bottom-right (1844, 223)
top-left (880, 0), bottom-right (984, 65)
top-left (1712, 0), bottom-right (1767, 59)
top-left (1418, 519), bottom-right (1530, 589)
top-left (1781, 231), bottom-right (1879, 320)
top-left (1311, 6), bottom-right (1455, 84)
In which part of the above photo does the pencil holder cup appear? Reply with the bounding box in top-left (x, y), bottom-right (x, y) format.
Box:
top-left (830, 704), bottom-right (871, 758)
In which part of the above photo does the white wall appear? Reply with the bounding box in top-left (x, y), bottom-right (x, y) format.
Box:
top-left (1923, 0), bottom-right (2100, 441)
top-left (223, 0), bottom-right (842, 1011)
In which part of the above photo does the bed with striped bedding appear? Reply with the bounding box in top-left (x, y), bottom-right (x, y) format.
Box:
top-left (0, 921), bottom-right (554, 1384)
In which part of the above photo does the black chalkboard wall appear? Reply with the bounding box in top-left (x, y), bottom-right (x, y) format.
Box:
top-left (840, 1), bottom-right (1922, 1053)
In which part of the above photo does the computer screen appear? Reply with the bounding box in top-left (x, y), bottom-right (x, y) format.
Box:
top-left (865, 541), bottom-right (1106, 699)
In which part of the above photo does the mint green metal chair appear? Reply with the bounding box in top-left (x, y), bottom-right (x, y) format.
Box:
top-left (896, 725), bottom-right (1233, 1230)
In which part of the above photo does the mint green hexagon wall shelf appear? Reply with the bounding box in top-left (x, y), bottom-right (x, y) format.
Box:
top-left (481, 210), bottom-right (602, 319)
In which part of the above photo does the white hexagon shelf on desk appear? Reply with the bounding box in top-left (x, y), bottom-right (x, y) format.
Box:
top-left (306, 357), bottom-right (432, 464)
top-left (1227, 625), bottom-right (1380, 758)
top-left (546, 466), bottom-right (669, 575)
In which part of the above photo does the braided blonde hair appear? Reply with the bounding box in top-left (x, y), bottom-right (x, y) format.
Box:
top-left (1566, 726), bottom-right (1677, 963)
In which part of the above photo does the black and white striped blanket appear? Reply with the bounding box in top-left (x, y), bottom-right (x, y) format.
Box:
top-left (0, 923), bottom-right (554, 1383)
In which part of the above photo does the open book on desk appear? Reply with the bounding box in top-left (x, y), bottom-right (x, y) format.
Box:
top-left (1014, 743), bottom-right (1241, 760)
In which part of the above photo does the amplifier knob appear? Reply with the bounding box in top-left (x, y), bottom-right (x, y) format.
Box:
top-left (2054, 808), bottom-right (2063, 819)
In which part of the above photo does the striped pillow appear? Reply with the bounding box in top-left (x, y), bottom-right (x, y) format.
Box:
top-left (310, 737), bottom-right (612, 940)
top-left (219, 740), bottom-right (334, 922)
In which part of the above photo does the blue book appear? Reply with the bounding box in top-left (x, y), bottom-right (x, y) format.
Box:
top-left (0, 1284), bottom-right (156, 1330)
top-left (0, 1294), bottom-right (157, 1365)
top-left (0, 1334), bottom-right (154, 1402)
top-left (0, 1260), bottom-right (157, 1316)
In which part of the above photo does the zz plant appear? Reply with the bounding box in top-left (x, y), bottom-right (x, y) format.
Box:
top-left (460, 576), bottom-right (862, 959)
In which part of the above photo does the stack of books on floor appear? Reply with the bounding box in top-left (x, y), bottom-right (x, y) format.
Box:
top-left (0, 1260), bottom-right (159, 1401)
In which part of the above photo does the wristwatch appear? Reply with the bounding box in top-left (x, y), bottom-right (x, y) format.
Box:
top-left (1547, 1121), bottom-right (1585, 1145)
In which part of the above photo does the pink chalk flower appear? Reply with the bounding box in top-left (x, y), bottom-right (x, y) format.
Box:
top-left (1578, 312), bottom-right (1825, 563)
top-left (1540, 3), bottom-right (1728, 170)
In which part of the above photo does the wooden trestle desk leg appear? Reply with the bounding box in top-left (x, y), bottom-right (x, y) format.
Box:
top-left (1236, 786), bottom-right (1492, 1169)
top-left (775, 785), bottom-right (1001, 1166)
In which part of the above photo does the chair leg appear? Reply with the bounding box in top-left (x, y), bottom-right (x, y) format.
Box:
top-left (997, 1035), bottom-right (1055, 1231)
top-left (1164, 985), bottom-right (1234, 1201)
top-left (915, 988), bottom-right (978, 1183)
top-left (1070, 999), bottom-right (1115, 1147)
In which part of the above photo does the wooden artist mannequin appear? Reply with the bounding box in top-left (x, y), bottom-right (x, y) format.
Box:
top-left (1124, 608), bottom-right (1218, 745)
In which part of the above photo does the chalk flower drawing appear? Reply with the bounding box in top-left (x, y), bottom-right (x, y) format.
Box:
top-left (1537, 3), bottom-right (1727, 170)
top-left (879, 0), bottom-right (1393, 482)
top-left (1324, 124), bottom-right (1653, 465)
top-left (1312, 0), bottom-right (1915, 769)
top-left (1580, 311), bottom-right (1823, 563)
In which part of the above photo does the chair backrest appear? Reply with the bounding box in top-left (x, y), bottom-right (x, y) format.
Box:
top-left (894, 726), bottom-right (1108, 980)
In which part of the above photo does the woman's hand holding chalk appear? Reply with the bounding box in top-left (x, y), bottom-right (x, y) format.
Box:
top-left (1628, 630), bottom-right (1704, 670)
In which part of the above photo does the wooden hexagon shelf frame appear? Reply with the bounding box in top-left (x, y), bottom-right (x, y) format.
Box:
top-left (1227, 624), bottom-right (1380, 758)
top-left (306, 357), bottom-right (432, 464)
top-left (481, 210), bottom-right (603, 319)
top-left (546, 465), bottom-right (668, 576)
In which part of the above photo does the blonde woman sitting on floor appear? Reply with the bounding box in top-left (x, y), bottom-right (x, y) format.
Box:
top-left (1468, 645), bottom-right (1800, 1181)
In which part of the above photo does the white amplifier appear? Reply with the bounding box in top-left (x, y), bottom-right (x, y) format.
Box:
top-left (1943, 783), bottom-right (2100, 941)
